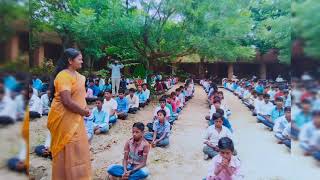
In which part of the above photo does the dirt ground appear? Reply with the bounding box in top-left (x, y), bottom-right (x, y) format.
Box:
top-left (29, 85), bottom-right (320, 180)
top-left (0, 122), bottom-right (28, 180)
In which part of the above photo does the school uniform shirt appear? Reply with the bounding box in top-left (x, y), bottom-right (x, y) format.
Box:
top-left (126, 94), bottom-right (139, 108)
top-left (92, 107), bottom-right (109, 128)
top-left (116, 97), bottom-right (129, 113)
top-left (273, 115), bottom-right (290, 134)
top-left (270, 107), bottom-right (285, 122)
top-left (257, 101), bottom-right (274, 116)
top-left (299, 121), bottom-right (319, 149)
top-left (89, 85), bottom-right (100, 97)
top-left (143, 89), bottom-right (150, 100)
top-left (178, 93), bottom-right (185, 107)
top-left (204, 125), bottom-right (233, 147)
top-left (41, 93), bottom-right (50, 113)
top-left (125, 138), bottom-right (150, 166)
top-left (135, 91), bottom-right (147, 104)
top-left (84, 113), bottom-right (94, 138)
top-left (207, 154), bottom-right (244, 180)
top-left (309, 129), bottom-right (320, 150)
top-left (0, 96), bottom-right (17, 120)
top-left (294, 111), bottom-right (312, 128)
top-left (29, 94), bottom-right (42, 115)
top-left (103, 98), bottom-right (118, 115)
top-left (153, 120), bottom-right (171, 138)
top-left (153, 106), bottom-right (171, 119)
top-left (14, 94), bottom-right (25, 119)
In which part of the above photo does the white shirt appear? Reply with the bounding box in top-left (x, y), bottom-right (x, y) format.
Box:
top-left (44, 131), bottom-right (51, 148)
top-left (153, 106), bottom-right (171, 119)
top-left (254, 98), bottom-right (263, 112)
top-left (178, 93), bottom-right (185, 107)
top-left (103, 98), bottom-right (118, 115)
top-left (273, 115), bottom-right (289, 135)
top-left (299, 122), bottom-right (319, 146)
top-left (126, 94), bottom-right (139, 108)
top-left (257, 101), bottom-right (274, 116)
top-left (209, 105), bottom-right (216, 119)
top-left (0, 96), bottom-right (17, 120)
top-left (29, 94), bottom-right (42, 115)
top-left (204, 125), bottom-right (233, 146)
top-left (14, 94), bottom-right (25, 118)
top-left (41, 94), bottom-right (50, 112)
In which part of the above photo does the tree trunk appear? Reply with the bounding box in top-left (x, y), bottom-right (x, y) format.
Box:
top-left (227, 63), bottom-right (234, 80)
top-left (260, 63), bottom-right (267, 79)
top-left (199, 57), bottom-right (205, 79)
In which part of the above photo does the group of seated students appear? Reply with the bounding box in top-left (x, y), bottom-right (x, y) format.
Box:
top-left (1, 74), bottom-right (29, 174)
top-left (223, 75), bottom-right (320, 162)
top-left (153, 76), bottom-right (179, 95)
top-left (0, 76), bottom-right (28, 125)
top-left (200, 79), bottom-right (244, 180)
top-left (106, 78), bottom-right (193, 180)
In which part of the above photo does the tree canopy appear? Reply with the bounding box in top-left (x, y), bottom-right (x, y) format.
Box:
top-left (29, 0), bottom-right (293, 68)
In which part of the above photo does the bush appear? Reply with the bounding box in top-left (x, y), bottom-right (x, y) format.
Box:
top-left (30, 59), bottom-right (55, 76)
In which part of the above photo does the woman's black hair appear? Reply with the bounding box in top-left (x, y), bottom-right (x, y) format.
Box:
top-left (218, 137), bottom-right (234, 152)
top-left (157, 109), bottom-right (167, 117)
top-left (49, 48), bottom-right (81, 101)
top-left (133, 122), bottom-right (145, 131)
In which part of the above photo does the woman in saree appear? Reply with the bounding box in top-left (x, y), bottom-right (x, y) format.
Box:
top-left (48, 48), bottom-right (92, 180)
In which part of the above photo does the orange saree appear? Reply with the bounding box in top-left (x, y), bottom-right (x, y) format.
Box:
top-left (47, 70), bottom-right (92, 180)
top-left (21, 108), bottom-right (29, 173)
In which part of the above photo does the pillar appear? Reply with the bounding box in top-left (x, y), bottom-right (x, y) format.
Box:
top-left (260, 63), bottom-right (267, 79)
top-left (5, 35), bottom-right (19, 61)
top-left (227, 63), bottom-right (234, 79)
top-left (33, 45), bottom-right (45, 67)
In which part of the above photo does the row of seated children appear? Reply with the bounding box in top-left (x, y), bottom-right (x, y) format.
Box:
top-left (34, 85), bottom-right (151, 158)
top-left (0, 77), bottom-right (27, 125)
top-left (291, 77), bottom-right (320, 161)
top-left (200, 79), bottom-right (244, 180)
top-left (106, 80), bottom-right (192, 180)
top-left (225, 78), bottom-right (292, 149)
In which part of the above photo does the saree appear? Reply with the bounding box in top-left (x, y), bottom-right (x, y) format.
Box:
top-left (21, 108), bottom-right (29, 173)
top-left (47, 70), bottom-right (91, 180)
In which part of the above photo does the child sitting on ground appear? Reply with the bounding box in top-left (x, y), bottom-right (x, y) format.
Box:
top-left (29, 87), bottom-right (42, 119)
top-left (127, 88), bottom-right (140, 114)
top-left (107, 122), bottom-right (150, 180)
top-left (144, 110), bottom-right (170, 147)
top-left (115, 89), bottom-right (129, 120)
top-left (40, 90), bottom-right (51, 116)
top-left (209, 109), bottom-right (233, 132)
top-left (142, 83), bottom-right (150, 104)
top-left (256, 94), bottom-right (274, 123)
top-left (260, 97), bottom-right (284, 129)
top-left (203, 113), bottom-right (233, 160)
top-left (299, 110), bottom-right (320, 156)
top-left (273, 107), bottom-right (291, 147)
top-left (103, 90), bottom-right (118, 125)
top-left (205, 137), bottom-right (244, 180)
top-left (147, 98), bottom-right (171, 132)
top-left (92, 98), bottom-right (110, 135)
top-left (135, 85), bottom-right (147, 108)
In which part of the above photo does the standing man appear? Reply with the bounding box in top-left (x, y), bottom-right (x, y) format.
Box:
top-left (108, 59), bottom-right (124, 96)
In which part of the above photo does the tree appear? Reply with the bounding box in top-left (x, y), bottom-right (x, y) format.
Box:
top-left (250, 0), bottom-right (291, 64)
top-left (292, 0), bottom-right (320, 59)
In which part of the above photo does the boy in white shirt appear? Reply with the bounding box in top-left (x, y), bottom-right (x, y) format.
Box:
top-left (0, 88), bottom-right (17, 124)
top-left (103, 90), bottom-right (118, 125)
top-left (127, 88), bottom-right (139, 114)
top-left (142, 83), bottom-right (150, 105)
top-left (29, 87), bottom-right (42, 119)
top-left (203, 113), bottom-right (233, 160)
top-left (253, 93), bottom-right (264, 116)
top-left (40, 90), bottom-right (51, 115)
top-left (273, 107), bottom-right (291, 147)
top-left (256, 94), bottom-right (274, 123)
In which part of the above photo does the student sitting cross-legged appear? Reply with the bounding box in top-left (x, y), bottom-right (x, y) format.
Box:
top-left (127, 88), bottom-right (140, 114)
top-left (92, 98), bottom-right (110, 135)
top-left (107, 122), bottom-right (150, 180)
top-left (0, 87), bottom-right (17, 125)
top-left (29, 87), bottom-right (42, 119)
top-left (142, 83), bottom-right (150, 105)
top-left (103, 90), bottom-right (118, 125)
top-left (256, 94), bottom-right (274, 124)
top-left (209, 109), bottom-right (233, 132)
top-left (205, 137), bottom-right (244, 180)
top-left (147, 98), bottom-right (171, 132)
top-left (292, 99), bottom-right (313, 139)
top-left (273, 107), bottom-right (291, 148)
top-left (144, 110), bottom-right (170, 147)
top-left (135, 85), bottom-right (147, 108)
top-left (299, 110), bottom-right (320, 157)
top-left (40, 90), bottom-right (51, 116)
top-left (116, 89), bottom-right (129, 120)
top-left (203, 113), bottom-right (233, 160)
top-left (260, 97), bottom-right (284, 129)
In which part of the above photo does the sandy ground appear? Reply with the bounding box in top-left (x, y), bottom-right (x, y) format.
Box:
top-left (29, 85), bottom-right (320, 180)
top-left (0, 122), bottom-right (28, 180)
